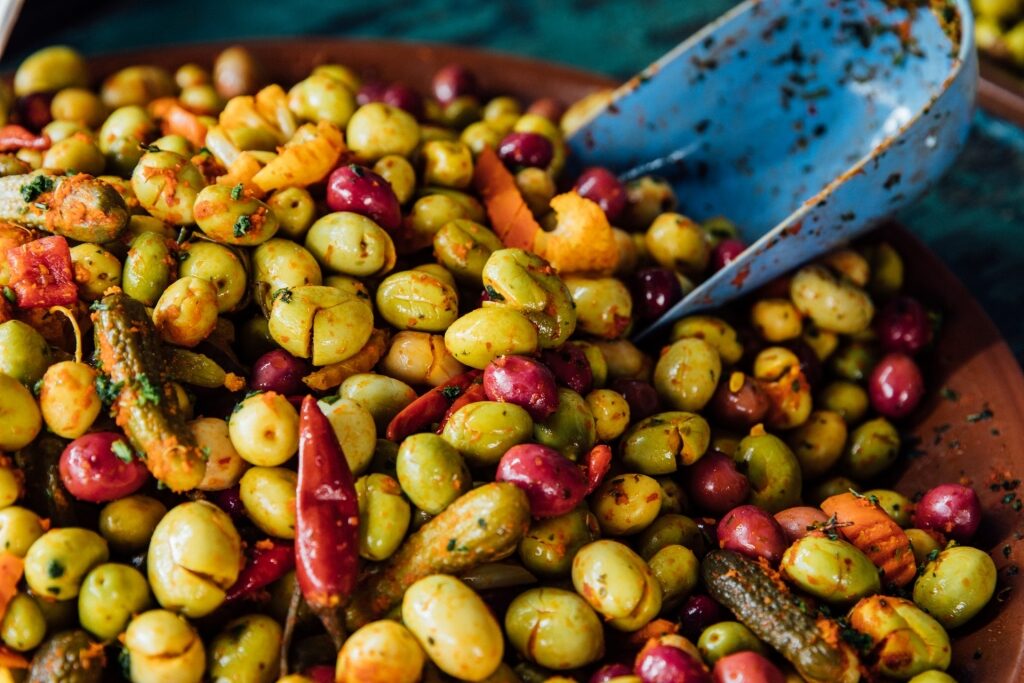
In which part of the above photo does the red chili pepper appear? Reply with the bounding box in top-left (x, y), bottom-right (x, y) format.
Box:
top-left (5, 236), bottom-right (77, 308)
top-left (225, 539), bottom-right (295, 602)
top-left (0, 125), bottom-right (50, 152)
top-left (296, 395), bottom-right (359, 648)
top-left (385, 369), bottom-right (482, 441)
top-left (582, 444), bottom-right (613, 495)
top-left (437, 381), bottom-right (487, 433)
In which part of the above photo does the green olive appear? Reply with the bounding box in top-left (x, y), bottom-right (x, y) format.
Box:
top-left (396, 434), bottom-right (471, 515)
top-left (125, 609), bottom-right (206, 683)
top-left (42, 135), bottom-right (105, 175)
top-left (906, 529), bottom-right (942, 567)
top-left (347, 103), bottom-right (420, 161)
top-left (0, 320), bottom-right (51, 384)
top-left (147, 501), bottom-right (242, 618)
top-left (239, 467), bottom-right (297, 539)
top-left (594, 337), bottom-right (657, 381)
top-left (1, 593), bottom-right (46, 651)
top-left (913, 546), bottom-right (997, 628)
top-left (505, 587), bottom-right (604, 670)
top-left (380, 331), bottom-right (466, 387)
top-left (433, 220), bottom-right (504, 284)
top-left (571, 540), bottom-right (662, 631)
top-left (781, 536), bottom-right (880, 604)
top-left (228, 391), bottom-right (299, 467)
top-left (645, 213), bottom-right (710, 276)
top-left (193, 183), bottom-right (279, 246)
top-left (563, 276), bottom-right (633, 340)
top-left (848, 595), bottom-right (951, 679)
top-left (461, 121), bottom-right (502, 154)
top-left (178, 240), bottom-right (248, 313)
top-left (288, 73), bottom-right (357, 127)
top-left (38, 360), bottom-right (101, 440)
top-left (842, 418), bottom-right (900, 479)
top-left (101, 65), bottom-right (175, 108)
top-left (376, 270), bottom-right (460, 332)
top-left (864, 242), bottom-right (904, 298)
top-left (209, 614), bottom-right (282, 683)
top-left (864, 489), bottom-right (913, 528)
top-left (153, 276), bottom-right (219, 347)
top-left (122, 231), bottom-right (173, 306)
top-left (69, 243), bottom-right (121, 301)
top-left (518, 506), bottom-right (600, 578)
top-left (77, 563), bottom-right (150, 641)
top-left (573, 341), bottom-right (609, 388)
top-left (697, 621), bottom-right (766, 665)
top-left (620, 411), bottom-right (710, 475)
top-left (407, 193), bottom-right (478, 245)
top-left (130, 150), bottom-right (205, 225)
top-left (252, 237), bottom-right (323, 315)
top-left (267, 187), bottom-right (316, 239)
top-left (336, 619), bottom-right (425, 683)
top-left (906, 673), bottom-right (956, 683)
top-left (150, 133), bottom-right (194, 157)
top-left (98, 495), bottom-right (167, 553)
top-left (24, 528), bottom-right (109, 600)
top-left (481, 248), bottom-right (576, 348)
top-left (421, 140), bottom-right (474, 189)
top-left (751, 298), bottom-right (803, 342)
top-left (790, 265), bottom-right (874, 334)
top-left (592, 474), bottom-right (663, 536)
top-left (819, 380), bottom-right (870, 424)
top-left (14, 46), bottom-right (89, 96)
top-left (305, 212), bottom-right (396, 277)
top-left (829, 341), bottom-right (879, 383)
top-left (0, 507), bottom-right (45, 558)
top-left (649, 544), bottom-right (699, 608)
top-left (787, 410), bottom-right (848, 479)
top-left (370, 155), bottom-right (415, 204)
top-left (442, 401), bottom-right (533, 467)
top-left (0, 374), bottom-right (42, 451)
top-left (622, 176), bottom-right (677, 231)
top-left (654, 338), bottom-right (721, 411)
top-left (808, 476), bottom-right (861, 507)
top-left (356, 474), bottom-right (410, 561)
top-left (637, 514), bottom-right (705, 560)
top-left (321, 398), bottom-right (377, 475)
top-left (733, 432), bottom-right (802, 513)
top-left (402, 574), bottom-right (503, 681)
top-left (586, 389), bottom-right (631, 441)
top-left (269, 285), bottom-right (374, 365)
top-left (533, 388), bottom-right (597, 461)
top-left (340, 373), bottom-right (417, 432)
top-left (444, 307), bottom-right (540, 369)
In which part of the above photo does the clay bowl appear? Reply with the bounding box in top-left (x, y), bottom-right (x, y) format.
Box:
top-left (81, 39), bottom-right (1024, 680)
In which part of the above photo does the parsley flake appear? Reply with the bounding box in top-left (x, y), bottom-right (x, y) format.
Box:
top-left (230, 183), bottom-right (244, 200)
top-left (94, 375), bottom-right (124, 405)
top-left (967, 407), bottom-right (994, 423)
top-left (136, 374), bottom-right (161, 406)
top-left (111, 440), bottom-right (135, 464)
top-left (440, 385), bottom-right (462, 400)
top-left (233, 214), bottom-right (253, 238)
top-left (940, 387), bottom-right (959, 402)
top-left (1, 286), bottom-right (15, 304)
top-left (19, 175), bottom-right (54, 203)
top-left (271, 287), bottom-right (293, 303)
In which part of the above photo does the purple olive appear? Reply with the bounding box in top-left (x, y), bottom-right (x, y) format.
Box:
top-left (631, 267), bottom-right (683, 323)
top-left (541, 345), bottom-right (593, 395)
top-left (250, 348), bottom-right (309, 396)
top-left (497, 132), bottom-right (553, 169)
top-left (211, 485), bottom-right (246, 520)
top-left (590, 664), bottom-right (634, 683)
top-left (868, 352), bottom-right (924, 419)
top-left (356, 80), bottom-right (387, 106)
top-left (382, 82), bottom-right (424, 119)
top-left (325, 164), bottom-right (402, 231)
top-left (708, 373), bottom-right (770, 431)
top-left (611, 379), bottom-right (660, 421)
top-left (574, 167), bottom-right (627, 222)
top-left (712, 238), bottom-right (746, 272)
top-left (774, 506), bottom-right (829, 543)
top-left (483, 355), bottom-right (559, 421)
top-left (875, 296), bottom-right (933, 355)
top-left (679, 594), bottom-right (726, 638)
top-left (687, 453), bottom-right (750, 515)
top-left (712, 651), bottom-right (785, 683)
top-left (432, 64), bottom-right (478, 104)
top-left (15, 93), bottom-right (54, 131)
top-left (785, 338), bottom-right (822, 387)
top-left (717, 505), bottom-right (788, 565)
top-left (496, 444), bottom-right (587, 518)
top-left (636, 644), bottom-right (711, 683)
top-left (913, 483), bottom-right (982, 541)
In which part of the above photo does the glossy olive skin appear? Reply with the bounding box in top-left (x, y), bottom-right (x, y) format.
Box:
top-left (27, 630), bottom-right (104, 683)
top-left (98, 495), bottom-right (167, 553)
top-left (781, 536), bottom-right (881, 604)
top-left (518, 506), bottom-right (600, 578)
top-left (482, 248), bottom-right (577, 349)
top-left (376, 269), bottom-right (459, 332)
top-left (732, 432), bottom-right (802, 513)
top-left (497, 444), bottom-right (587, 519)
top-left (697, 621), bottom-right (766, 665)
top-left (125, 609), bottom-right (205, 683)
top-left (396, 433), bottom-right (471, 515)
top-left (913, 546), bottom-right (997, 628)
top-left (505, 587), bottom-right (604, 670)
top-left (336, 620), bottom-right (425, 683)
top-left (208, 614), bottom-right (282, 683)
top-left (356, 474), bottom-right (410, 561)
top-left (773, 506), bottom-right (829, 544)
top-left (848, 596), bottom-right (951, 679)
top-left (842, 417), bottom-right (900, 480)
top-left (442, 400), bottom-right (534, 467)
top-left (0, 373), bottom-right (42, 451)
top-left (913, 483), bottom-right (982, 542)
top-left (620, 411), bottom-right (710, 475)
top-left (130, 150), bottom-right (205, 225)
top-left (686, 452), bottom-right (750, 515)
top-left (122, 231), bottom-right (173, 306)
top-left (38, 360), bottom-right (102, 440)
top-left (24, 528), bottom-right (109, 601)
top-left (654, 338), bottom-right (722, 412)
top-left (717, 505), bottom-right (788, 565)
top-left (709, 372), bottom-right (770, 431)
top-left (0, 507), bottom-right (46, 558)
top-left (790, 264), bottom-right (874, 334)
top-left (0, 319), bottom-right (51, 384)
top-left (572, 540), bottom-right (662, 631)
top-left (637, 514), bottom-right (706, 560)
top-left (445, 307), bottom-right (540, 369)
top-left (786, 410), bottom-right (848, 479)
top-left (592, 474), bottom-right (663, 536)
top-left (533, 388), bottom-right (597, 461)
top-left (194, 183), bottom-right (280, 246)
top-left (649, 544), bottom-right (700, 608)
top-left (77, 563), bottom-right (151, 641)
top-left (239, 466), bottom-right (297, 539)
top-left (483, 355), bottom-right (559, 421)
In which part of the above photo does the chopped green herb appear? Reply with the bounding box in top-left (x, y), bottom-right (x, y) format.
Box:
top-left (483, 285), bottom-right (505, 302)
top-left (446, 538), bottom-right (457, 552)
top-left (1, 286), bottom-right (15, 304)
top-left (477, 518), bottom-right (487, 528)
top-left (136, 374), bottom-right (161, 406)
top-left (20, 174), bottom-right (54, 203)
top-left (31, 378), bottom-right (43, 396)
top-left (349, 164), bottom-right (365, 177)
top-left (200, 446), bottom-right (212, 460)
top-left (967, 407), bottom-right (994, 423)
top-left (233, 214), bottom-right (253, 238)
top-left (176, 251), bottom-right (190, 263)
top-left (926, 548), bottom-right (940, 564)
top-left (138, 142), bottom-right (162, 153)
top-left (118, 647), bottom-right (131, 679)
top-left (271, 287), bottom-right (293, 303)
top-left (198, 146), bottom-right (212, 156)
top-left (112, 440), bottom-right (135, 464)
top-left (230, 183), bottom-right (245, 200)
top-left (94, 375), bottom-right (124, 405)
top-left (441, 385), bottom-right (462, 400)
top-left (320, 393), bottom-right (342, 405)
top-left (940, 387), bottom-right (959, 402)
top-left (89, 299), bottom-right (110, 312)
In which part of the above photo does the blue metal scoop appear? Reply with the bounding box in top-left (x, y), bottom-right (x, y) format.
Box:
top-left (566, 0), bottom-right (978, 342)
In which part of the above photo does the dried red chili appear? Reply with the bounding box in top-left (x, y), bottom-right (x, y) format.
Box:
top-left (5, 235), bottom-right (77, 308)
top-left (0, 125), bottom-right (50, 152)
top-left (437, 381), bottom-right (487, 433)
top-left (385, 369), bottom-right (482, 441)
top-left (583, 443), bottom-right (613, 494)
top-left (225, 539), bottom-right (295, 602)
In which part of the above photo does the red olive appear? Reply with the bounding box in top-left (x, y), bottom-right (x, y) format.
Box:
top-left (251, 348), bottom-right (308, 396)
top-left (432, 64), bottom-right (478, 104)
top-left (382, 82), bottom-right (424, 119)
top-left (612, 379), bottom-right (661, 421)
top-left (636, 644), bottom-right (711, 683)
top-left (498, 132), bottom-right (553, 169)
top-left (59, 432), bottom-right (150, 503)
top-left (574, 167), bottom-right (627, 222)
top-left (542, 345), bottom-right (594, 395)
top-left (325, 164), bottom-right (403, 231)
top-left (712, 238), bottom-right (746, 272)
top-left (913, 483), bottom-right (982, 542)
top-left (712, 651), bottom-right (785, 683)
top-left (687, 453), bottom-right (750, 515)
top-left (708, 373), bottom-right (770, 431)
top-left (773, 506), bottom-right (829, 544)
top-left (527, 97), bottom-right (565, 122)
top-left (875, 296), bottom-right (933, 355)
top-left (716, 505), bottom-right (788, 565)
top-left (590, 664), bottom-right (634, 683)
top-left (356, 80), bottom-right (387, 106)
top-left (483, 355), bottom-right (559, 421)
top-left (496, 444), bottom-right (588, 518)
top-left (211, 485), bottom-right (247, 520)
top-left (868, 352), bottom-right (924, 419)
top-left (631, 267), bottom-right (684, 323)
top-left (679, 594), bottom-right (727, 638)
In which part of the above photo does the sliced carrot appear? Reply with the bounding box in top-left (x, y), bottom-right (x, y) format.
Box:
top-left (821, 492), bottom-right (916, 587)
top-left (0, 553), bottom-right (25, 624)
top-left (473, 146), bottom-right (541, 250)
top-left (251, 121), bottom-right (344, 192)
top-left (534, 192), bottom-right (618, 274)
top-left (162, 104), bottom-right (209, 149)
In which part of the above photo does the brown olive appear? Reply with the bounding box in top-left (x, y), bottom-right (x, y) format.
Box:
top-left (707, 371), bottom-right (770, 431)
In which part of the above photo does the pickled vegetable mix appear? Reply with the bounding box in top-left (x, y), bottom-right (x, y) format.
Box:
top-left (0, 43), bottom-right (998, 683)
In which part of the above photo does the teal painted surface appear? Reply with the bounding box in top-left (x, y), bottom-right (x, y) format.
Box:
top-left (4, 0), bottom-right (1023, 358)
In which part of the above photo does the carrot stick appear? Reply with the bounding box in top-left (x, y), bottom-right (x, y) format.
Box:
top-left (473, 146), bottom-right (540, 250)
top-left (820, 492), bottom-right (916, 587)
top-left (162, 104), bottom-right (209, 149)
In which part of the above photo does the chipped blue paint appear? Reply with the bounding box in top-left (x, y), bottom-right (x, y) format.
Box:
top-left (566, 0), bottom-right (978, 343)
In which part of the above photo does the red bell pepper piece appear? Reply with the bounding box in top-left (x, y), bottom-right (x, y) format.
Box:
top-left (226, 539), bottom-right (295, 602)
top-left (296, 395), bottom-right (359, 647)
top-left (0, 125), bottom-right (50, 152)
top-left (582, 444), bottom-right (613, 495)
top-left (5, 235), bottom-right (77, 308)
top-left (437, 381), bottom-right (487, 433)
top-left (385, 369), bottom-right (482, 441)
